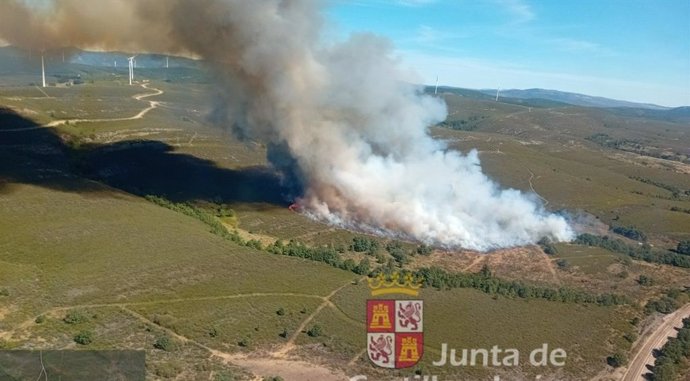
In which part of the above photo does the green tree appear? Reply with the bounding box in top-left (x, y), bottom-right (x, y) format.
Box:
top-left (154, 335), bottom-right (175, 351)
top-left (638, 275), bottom-right (654, 286)
top-left (238, 337), bottom-right (251, 347)
top-left (354, 258), bottom-right (371, 275)
top-left (479, 264), bottom-right (492, 278)
top-left (606, 352), bottom-right (628, 368)
top-left (677, 240), bottom-right (690, 255)
top-left (341, 258), bottom-right (357, 271)
top-left (63, 310), bottom-right (88, 324)
top-left (307, 324), bottom-right (322, 337)
top-left (74, 330), bottom-right (93, 345)
top-left (416, 244), bottom-right (432, 255)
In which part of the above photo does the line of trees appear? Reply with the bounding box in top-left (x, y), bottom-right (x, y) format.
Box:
top-left (611, 225), bottom-right (647, 241)
top-left (145, 195), bottom-right (244, 244)
top-left (629, 176), bottom-right (689, 200)
top-left (649, 318), bottom-right (690, 380)
top-left (644, 289), bottom-right (690, 315)
top-left (574, 234), bottom-right (690, 268)
top-left (267, 240), bottom-right (371, 275)
top-left (411, 267), bottom-right (629, 306)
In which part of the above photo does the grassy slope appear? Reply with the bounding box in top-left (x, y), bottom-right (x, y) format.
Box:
top-left (0, 74), bottom-right (686, 379)
top-left (432, 93), bottom-right (690, 241)
top-left (323, 283), bottom-right (631, 380)
top-left (0, 182), bottom-right (355, 323)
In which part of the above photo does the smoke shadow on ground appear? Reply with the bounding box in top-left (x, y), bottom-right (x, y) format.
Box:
top-left (0, 107), bottom-right (289, 205)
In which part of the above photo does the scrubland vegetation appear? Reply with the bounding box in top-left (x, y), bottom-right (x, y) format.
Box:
top-left (1, 59), bottom-right (688, 380)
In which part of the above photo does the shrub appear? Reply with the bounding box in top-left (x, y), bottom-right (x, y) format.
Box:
top-left (555, 259), bottom-right (570, 270)
top-left (307, 325), bottom-right (322, 337)
top-left (34, 315), bottom-right (46, 324)
top-left (276, 307), bottom-right (286, 316)
top-left (0, 288), bottom-right (9, 297)
top-left (354, 258), bottom-right (371, 275)
top-left (341, 258), bottom-right (357, 271)
top-left (73, 330), bottom-right (93, 345)
top-left (678, 240), bottom-right (690, 255)
top-left (214, 372), bottom-right (235, 381)
top-left (416, 244), bottom-right (433, 256)
top-left (607, 352), bottom-right (628, 368)
top-left (208, 327), bottom-right (219, 338)
top-left (154, 362), bottom-right (183, 378)
top-left (537, 237), bottom-right (558, 255)
top-left (623, 332), bottom-right (638, 343)
top-left (63, 310), bottom-right (88, 324)
top-left (638, 275), bottom-right (654, 286)
top-left (238, 337), bottom-right (251, 347)
top-left (645, 298), bottom-right (678, 314)
top-left (153, 335), bottom-right (175, 351)
top-left (351, 236), bottom-right (378, 253)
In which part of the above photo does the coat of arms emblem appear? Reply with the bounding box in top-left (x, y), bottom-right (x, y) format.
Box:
top-left (366, 272), bottom-right (424, 369)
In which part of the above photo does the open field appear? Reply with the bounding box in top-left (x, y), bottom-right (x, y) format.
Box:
top-left (1, 51), bottom-right (689, 380)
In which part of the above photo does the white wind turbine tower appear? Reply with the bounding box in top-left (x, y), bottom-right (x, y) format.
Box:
top-left (434, 75), bottom-right (439, 95)
top-left (495, 87), bottom-right (500, 102)
top-left (41, 51), bottom-right (46, 88)
top-left (128, 55), bottom-right (137, 85)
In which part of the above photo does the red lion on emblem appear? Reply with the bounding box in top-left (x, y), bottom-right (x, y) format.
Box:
top-left (397, 301), bottom-right (422, 330)
top-left (369, 334), bottom-right (394, 364)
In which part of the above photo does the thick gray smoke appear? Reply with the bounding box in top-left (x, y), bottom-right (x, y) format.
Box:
top-left (0, 0), bottom-right (574, 250)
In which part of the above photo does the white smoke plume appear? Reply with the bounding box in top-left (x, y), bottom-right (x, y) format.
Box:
top-left (0, 0), bottom-right (574, 250)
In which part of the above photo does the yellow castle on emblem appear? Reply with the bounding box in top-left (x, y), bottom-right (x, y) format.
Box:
top-left (369, 303), bottom-right (392, 329)
top-left (398, 336), bottom-right (420, 362)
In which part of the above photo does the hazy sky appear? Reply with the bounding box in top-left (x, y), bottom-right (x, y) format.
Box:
top-left (327, 0), bottom-right (690, 107)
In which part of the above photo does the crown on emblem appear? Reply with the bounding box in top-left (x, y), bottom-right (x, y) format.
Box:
top-left (367, 272), bottom-right (423, 296)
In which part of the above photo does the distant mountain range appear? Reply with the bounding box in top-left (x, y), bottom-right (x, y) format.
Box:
top-left (480, 88), bottom-right (670, 110)
top-left (0, 46), bottom-right (200, 71)
top-left (69, 50), bottom-right (201, 69)
top-left (430, 85), bottom-right (690, 124)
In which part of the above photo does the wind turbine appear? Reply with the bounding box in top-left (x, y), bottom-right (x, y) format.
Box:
top-left (166, 56), bottom-right (169, 69)
top-left (495, 87), bottom-right (500, 102)
top-left (127, 55), bottom-right (137, 85)
top-left (434, 75), bottom-right (439, 95)
top-left (41, 51), bottom-right (46, 88)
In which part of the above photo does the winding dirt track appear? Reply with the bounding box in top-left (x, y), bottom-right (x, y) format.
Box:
top-left (46, 83), bottom-right (163, 127)
top-left (0, 286), bottom-right (354, 381)
top-left (527, 168), bottom-right (549, 206)
top-left (621, 304), bottom-right (690, 381)
top-left (0, 83), bottom-right (162, 132)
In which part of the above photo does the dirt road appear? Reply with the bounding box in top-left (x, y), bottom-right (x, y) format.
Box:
top-left (622, 304), bottom-right (690, 381)
top-left (46, 83), bottom-right (163, 127)
top-left (0, 83), bottom-right (163, 132)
